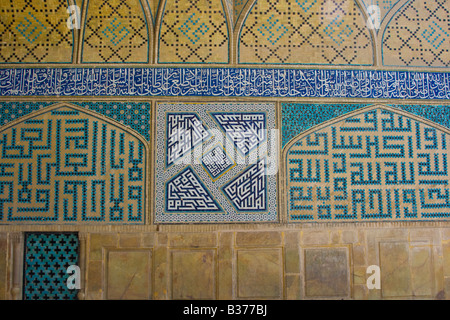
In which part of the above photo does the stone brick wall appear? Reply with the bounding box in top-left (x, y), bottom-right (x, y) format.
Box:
top-left (1, 226), bottom-right (449, 300)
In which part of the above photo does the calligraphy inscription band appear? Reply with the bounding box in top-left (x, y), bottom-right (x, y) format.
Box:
top-left (0, 68), bottom-right (448, 100)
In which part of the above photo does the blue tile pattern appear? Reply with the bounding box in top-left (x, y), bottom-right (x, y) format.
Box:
top-left (286, 107), bottom-right (450, 222)
top-left (0, 68), bottom-right (449, 100)
top-left (24, 233), bottom-right (79, 300)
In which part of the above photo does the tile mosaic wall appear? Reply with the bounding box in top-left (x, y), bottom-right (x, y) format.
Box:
top-left (0, 0), bottom-right (448, 67)
top-left (282, 103), bottom-right (450, 148)
top-left (239, 0), bottom-right (374, 65)
top-left (23, 232), bottom-right (79, 300)
top-left (158, 0), bottom-right (229, 63)
top-left (285, 105), bottom-right (450, 223)
top-left (0, 102), bottom-right (152, 141)
top-left (0, 0), bottom-right (74, 63)
top-left (81, 0), bottom-right (149, 63)
top-left (154, 103), bottom-right (277, 223)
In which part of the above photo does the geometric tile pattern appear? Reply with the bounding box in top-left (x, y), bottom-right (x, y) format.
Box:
top-left (158, 0), bottom-right (229, 63)
top-left (239, 0), bottom-right (374, 65)
top-left (286, 106), bottom-right (450, 222)
top-left (210, 112), bottom-right (266, 157)
top-left (282, 104), bottom-right (450, 148)
top-left (155, 103), bottom-right (277, 223)
top-left (282, 103), bottom-right (371, 148)
top-left (0, 105), bottom-right (147, 224)
top-left (82, 0), bottom-right (149, 63)
top-left (0, 0), bottom-right (73, 63)
top-left (23, 233), bottom-right (79, 300)
top-left (383, 0), bottom-right (450, 67)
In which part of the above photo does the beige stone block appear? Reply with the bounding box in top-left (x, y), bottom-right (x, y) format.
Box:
top-left (379, 242), bottom-right (411, 298)
top-left (443, 242), bottom-right (450, 276)
top-left (445, 277), bottom-right (450, 300)
top-left (87, 261), bottom-right (103, 297)
top-left (0, 235), bottom-right (6, 300)
top-left (410, 229), bottom-right (439, 245)
top-left (342, 230), bottom-right (357, 244)
top-left (285, 275), bottom-right (301, 300)
top-left (106, 250), bottom-right (152, 300)
top-left (353, 285), bottom-right (367, 300)
top-left (304, 248), bottom-right (350, 297)
top-left (410, 246), bottom-right (433, 297)
top-left (218, 233), bottom-right (232, 300)
top-left (157, 233), bottom-right (168, 246)
top-left (357, 230), bottom-right (365, 244)
top-left (235, 232), bottom-right (281, 247)
top-left (285, 247), bottom-right (300, 274)
top-left (284, 232), bottom-right (299, 246)
top-left (153, 246), bottom-right (168, 300)
top-left (237, 249), bottom-right (283, 299)
top-left (171, 250), bottom-right (216, 300)
top-left (219, 232), bottom-right (233, 247)
top-left (352, 244), bottom-right (366, 266)
top-left (169, 233), bottom-right (216, 248)
top-left (119, 234), bottom-right (141, 248)
top-left (353, 266), bottom-right (367, 286)
top-left (142, 233), bottom-right (155, 248)
top-left (368, 288), bottom-right (381, 300)
top-left (90, 234), bottom-right (118, 261)
top-left (284, 230), bottom-right (300, 274)
top-left (330, 231), bottom-right (340, 244)
top-left (302, 230), bottom-right (330, 246)
top-left (368, 228), bottom-right (409, 239)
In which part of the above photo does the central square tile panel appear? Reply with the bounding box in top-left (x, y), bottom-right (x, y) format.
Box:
top-left (154, 103), bottom-right (277, 223)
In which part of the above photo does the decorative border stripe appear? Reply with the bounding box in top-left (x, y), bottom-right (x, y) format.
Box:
top-left (0, 68), bottom-right (449, 100)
